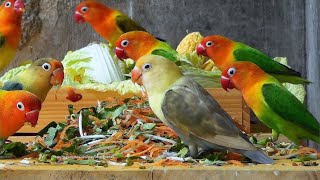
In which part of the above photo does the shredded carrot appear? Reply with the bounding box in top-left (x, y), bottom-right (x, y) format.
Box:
top-left (151, 159), bottom-right (191, 167)
top-left (226, 152), bottom-right (243, 161)
top-left (131, 144), bottom-right (155, 156)
top-left (298, 147), bottom-right (318, 156)
top-left (227, 160), bottom-right (244, 166)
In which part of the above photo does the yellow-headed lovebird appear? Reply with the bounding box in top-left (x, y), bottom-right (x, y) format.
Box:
top-left (0, 89), bottom-right (41, 142)
top-left (74, 0), bottom-right (145, 47)
top-left (115, 31), bottom-right (177, 62)
top-left (2, 58), bottom-right (64, 103)
top-left (197, 35), bottom-right (310, 84)
top-left (221, 62), bottom-right (320, 145)
top-left (0, 0), bottom-right (25, 72)
top-left (130, 55), bottom-right (273, 164)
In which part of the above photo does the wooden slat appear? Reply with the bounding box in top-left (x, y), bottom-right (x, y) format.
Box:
top-left (18, 88), bottom-right (247, 133)
top-left (0, 159), bottom-right (319, 180)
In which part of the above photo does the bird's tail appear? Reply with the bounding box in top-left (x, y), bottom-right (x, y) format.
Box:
top-left (310, 134), bottom-right (320, 144)
top-left (239, 149), bottom-right (274, 164)
top-left (272, 74), bottom-right (312, 85)
top-left (181, 66), bottom-right (221, 88)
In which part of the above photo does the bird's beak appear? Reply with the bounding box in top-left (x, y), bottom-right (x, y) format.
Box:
top-left (221, 75), bottom-right (232, 91)
top-left (196, 44), bottom-right (207, 56)
top-left (14, 0), bottom-right (25, 14)
top-left (131, 67), bottom-right (143, 85)
top-left (115, 47), bottom-right (128, 61)
top-left (25, 110), bottom-right (40, 127)
top-left (74, 11), bottom-right (85, 23)
top-left (50, 68), bottom-right (64, 86)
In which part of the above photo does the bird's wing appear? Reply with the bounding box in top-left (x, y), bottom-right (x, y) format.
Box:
top-left (115, 14), bottom-right (146, 33)
top-left (161, 77), bottom-right (256, 150)
top-left (262, 83), bottom-right (320, 135)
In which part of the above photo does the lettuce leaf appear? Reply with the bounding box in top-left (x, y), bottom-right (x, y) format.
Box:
top-left (0, 64), bottom-right (30, 86)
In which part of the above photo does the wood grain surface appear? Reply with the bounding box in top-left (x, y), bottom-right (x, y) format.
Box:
top-left (0, 159), bottom-right (319, 180)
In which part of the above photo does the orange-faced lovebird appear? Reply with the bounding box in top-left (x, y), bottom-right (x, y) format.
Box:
top-left (0, 89), bottom-right (41, 143)
top-left (221, 62), bottom-right (320, 145)
top-left (74, 0), bottom-right (145, 47)
top-left (2, 58), bottom-right (64, 103)
top-left (115, 31), bottom-right (177, 62)
top-left (197, 35), bottom-right (310, 84)
top-left (0, 0), bottom-right (25, 72)
top-left (130, 55), bottom-right (273, 164)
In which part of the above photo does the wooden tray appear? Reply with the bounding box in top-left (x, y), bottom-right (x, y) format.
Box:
top-left (17, 88), bottom-right (250, 134)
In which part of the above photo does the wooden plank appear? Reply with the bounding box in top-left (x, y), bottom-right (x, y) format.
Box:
top-left (17, 88), bottom-right (246, 134)
top-left (0, 159), bottom-right (319, 180)
top-left (305, 0), bottom-right (320, 150)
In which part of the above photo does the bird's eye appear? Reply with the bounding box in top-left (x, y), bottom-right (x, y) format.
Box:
top-left (205, 41), bottom-right (213, 47)
top-left (5, 1), bottom-right (11, 8)
top-left (142, 63), bottom-right (152, 71)
top-left (42, 63), bottom-right (51, 71)
top-left (81, 6), bottom-right (88, 13)
top-left (16, 102), bottom-right (25, 111)
top-left (227, 67), bottom-right (236, 77)
top-left (121, 40), bottom-right (129, 47)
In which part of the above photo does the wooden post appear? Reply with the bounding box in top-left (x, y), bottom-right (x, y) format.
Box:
top-left (305, 0), bottom-right (320, 149)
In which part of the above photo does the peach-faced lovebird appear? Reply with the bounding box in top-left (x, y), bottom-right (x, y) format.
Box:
top-left (0, 89), bottom-right (41, 143)
top-left (197, 35), bottom-right (310, 84)
top-left (2, 58), bottom-right (64, 103)
top-left (221, 62), bottom-right (320, 144)
top-left (115, 31), bottom-right (177, 62)
top-left (131, 55), bottom-right (273, 164)
top-left (74, 0), bottom-right (145, 47)
top-left (0, 0), bottom-right (25, 72)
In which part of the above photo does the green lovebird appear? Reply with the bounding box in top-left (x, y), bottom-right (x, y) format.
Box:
top-left (2, 58), bottom-right (64, 103)
top-left (131, 54), bottom-right (273, 164)
top-left (221, 62), bottom-right (320, 145)
top-left (197, 35), bottom-right (310, 84)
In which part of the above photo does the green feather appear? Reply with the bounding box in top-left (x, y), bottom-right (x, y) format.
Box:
top-left (233, 44), bottom-right (310, 84)
top-left (115, 14), bottom-right (145, 33)
top-left (0, 33), bottom-right (5, 48)
top-left (151, 49), bottom-right (177, 62)
top-left (262, 83), bottom-right (320, 141)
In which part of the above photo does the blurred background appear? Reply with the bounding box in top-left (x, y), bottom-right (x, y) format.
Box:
top-left (2, 0), bottom-right (319, 144)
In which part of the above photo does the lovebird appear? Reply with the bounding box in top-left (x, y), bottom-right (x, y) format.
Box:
top-left (131, 54), bottom-right (273, 164)
top-left (115, 31), bottom-right (177, 62)
top-left (196, 35), bottom-right (310, 84)
top-left (220, 62), bottom-right (320, 145)
top-left (0, 89), bottom-right (41, 143)
top-left (0, 0), bottom-right (25, 72)
top-left (74, 0), bottom-right (145, 47)
top-left (2, 58), bottom-right (64, 103)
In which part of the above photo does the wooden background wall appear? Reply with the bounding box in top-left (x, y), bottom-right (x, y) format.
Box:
top-left (2, 0), bottom-right (319, 143)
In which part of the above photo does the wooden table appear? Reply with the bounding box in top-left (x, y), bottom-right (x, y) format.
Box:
top-left (0, 159), bottom-right (319, 180)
